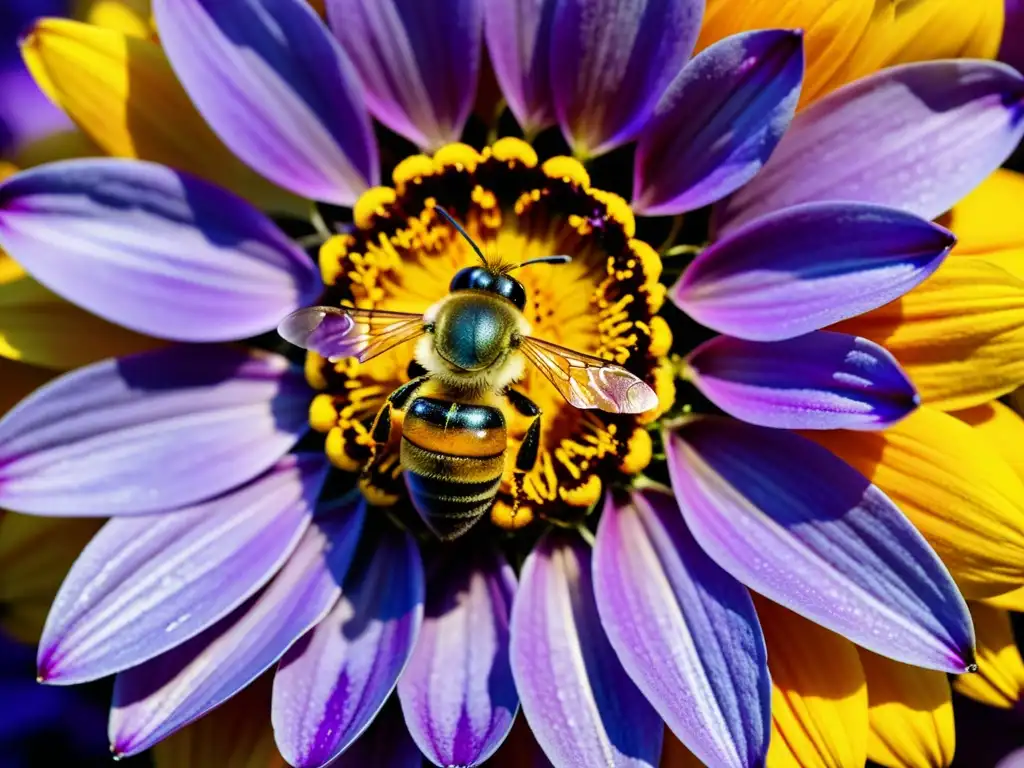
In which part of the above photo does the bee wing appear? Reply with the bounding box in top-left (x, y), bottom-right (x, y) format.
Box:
top-left (278, 306), bottom-right (426, 363)
top-left (518, 336), bottom-right (659, 414)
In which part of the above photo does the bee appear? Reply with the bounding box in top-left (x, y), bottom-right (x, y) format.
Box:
top-left (279, 208), bottom-right (658, 540)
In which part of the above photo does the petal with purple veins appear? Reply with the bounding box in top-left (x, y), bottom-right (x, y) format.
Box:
top-left (109, 499), bottom-right (365, 757)
top-left (633, 29), bottom-right (804, 216)
top-left (39, 454), bottom-right (330, 686)
top-left (685, 331), bottom-right (919, 430)
top-left (594, 488), bottom-right (771, 768)
top-left (0, 345), bottom-right (311, 516)
top-left (0, 159), bottom-right (322, 342)
top-left (272, 525), bottom-right (424, 768)
top-left (398, 545), bottom-right (518, 768)
top-left (674, 202), bottom-right (955, 341)
top-left (510, 530), bottom-right (663, 768)
top-left (716, 60), bottom-right (1024, 232)
top-left (152, 0), bottom-right (378, 206)
top-left (482, 0), bottom-right (558, 136)
top-left (549, 0), bottom-right (704, 157)
top-left (664, 416), bottom-right (975, 673)
top-left (326, 0), bottom-right (483, 152)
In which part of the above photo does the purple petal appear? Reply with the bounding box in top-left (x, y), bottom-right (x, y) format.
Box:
top-left (674, 202), bottom-right (955, 341)
top-left (716, 60), bottom-right (1024, 233)
top-left (0, 65), bottom-right (72, 155)
top-left (326, 0), bottom-right (483, 151)
top-left (510, 531), bottom-right (663, 767)
top-left (38, 454), bottom-right (329, 686)
top-left (482, 0), bottom-right (557, 135)
top-left (632, 29), bottom-right (803, 216)
top-left (595, 488), bottom-right (770, 768)
top-left (109, 500), bottom-right (365, 757)
top-left (152, 0), bottom-right (379, 206)
top-left (549, 0), bottom-right (703, 157)
top-left (664, 417), bottom-right (975, 673)
top-left (398, 546), bottom-right (518, 767)
top-left (272, 525), bottom-right (424, 768)
top-left (0, 346), bottom-right (311, 516)
top-left (685, 331), bottom-right (920, 430)
top-left (0, 159), bottom-right (322, 342)
top-left (329, 698), bottom-right (423, 768)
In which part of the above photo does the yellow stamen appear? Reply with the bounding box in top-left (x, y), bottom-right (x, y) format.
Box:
top-left (491, 500), bottom-right (535, 530)
top-left (620, 428), bottom-right (653, 474)
top-left (560, 475), bottom-right (603, 507)
top-left (490, 137), bottom-right (538, 167)
top-left (392, 154), bottom-right (435, 192)
top-left (309, 394), bottom-right (339, 432)
top-left (649, 316), bottom-right (673, 357)
top-left (541, 156), bottom-right (591, 188)
top-left (353, 186), bottom-right (397, 230)
top-left (590, 189), bottom-right (636, 238)
top-left (433, 143), bottom-right (481, 173)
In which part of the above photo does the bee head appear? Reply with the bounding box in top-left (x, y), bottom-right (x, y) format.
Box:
top-left (449, 267), bottom-right (526, 310)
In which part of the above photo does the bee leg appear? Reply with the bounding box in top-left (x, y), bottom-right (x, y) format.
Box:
top-left (369, 375), bottom-right (430, 451)
top-left (507, 390), bottom-right (542, 512)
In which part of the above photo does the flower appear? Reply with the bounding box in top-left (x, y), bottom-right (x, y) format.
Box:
top-left (0, 1), bottom-right (1022, 767)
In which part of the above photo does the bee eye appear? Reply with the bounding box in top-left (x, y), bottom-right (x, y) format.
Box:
top-left (497, 276), bottom-right (527, 310)
top-left (449, 267), bottom-right (477, 292)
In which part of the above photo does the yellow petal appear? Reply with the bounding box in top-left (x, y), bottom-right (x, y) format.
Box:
top-left (982, 584), bottom-right (1024, 612)
top-left (833, 258), bottom-right (1024, 411)
top-left (695, 0), bottom-right (876, 108)
top-left (953, 401), bottom-right (1024, 481)
top-left (808, 408), bottom-right (1024, 599)
top-left (0, 257), bottom-right (159, 369)
top-left (73, 0), bottom-right (152, 38)
top-left (953, 603), bottom-right (1024, 709)
top-left (859, 650), bottom-right (954, 768)
top-left (940, 169), bottom-right (1024, 283)
top-left (812, 0), bottom-right (1003, 102)
top-left (875, 0), bottom-right (1003, 67)
top-left (153, 676), bottom-right (285, 768)
top-left (0, 512), bottom-right (101, 643)
top-left (755, 595), bottom-right (868, 768)
top-left (21, 18), bottom-right (305, 215)
top-left (946, 170), bottom-right (1024, 256)
top-left (307, 0), bottom-right (326, 16)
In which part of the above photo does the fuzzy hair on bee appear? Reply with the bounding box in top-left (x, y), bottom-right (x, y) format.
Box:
top-left (415, 292), bottom-right (530, 395)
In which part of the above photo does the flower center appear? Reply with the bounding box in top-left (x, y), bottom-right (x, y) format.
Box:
top-left (304, 139), bottom-right (675, 534)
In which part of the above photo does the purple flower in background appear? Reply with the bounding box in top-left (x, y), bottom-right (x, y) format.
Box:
top-left (0, 0), bottom-right (1023, 766)
top-left (0, 0), bottom-right (71, 157)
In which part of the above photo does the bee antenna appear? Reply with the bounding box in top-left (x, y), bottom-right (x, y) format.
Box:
top-left (515, 255), bottom-right (572, 270)
top-left (434, 206), bottom-right (488, 266)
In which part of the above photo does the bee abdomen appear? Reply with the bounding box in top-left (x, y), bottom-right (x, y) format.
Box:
top-left (400, 396), bottom-right (507, 540)
top-left (403, 468), bottom-right (503, 540)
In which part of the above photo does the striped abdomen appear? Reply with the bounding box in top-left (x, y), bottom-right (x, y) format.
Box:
top-left (401, 396), bottom-right (506, 540)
